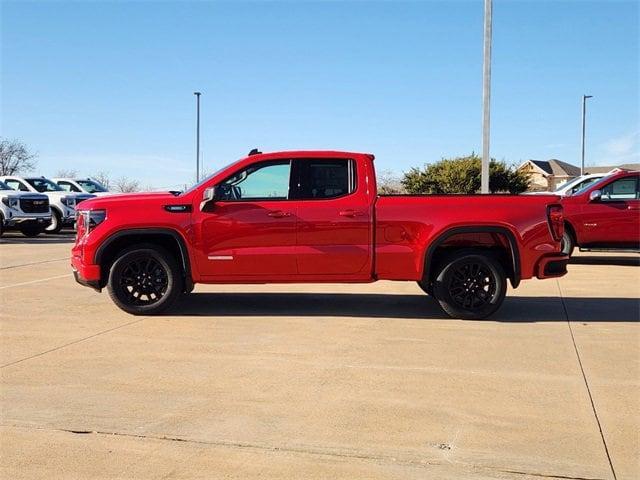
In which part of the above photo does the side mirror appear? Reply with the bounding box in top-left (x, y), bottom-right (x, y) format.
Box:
top-left (589, 189), bottom-right (602, 202)
top-left (200, 186), bottom-right (217, 211)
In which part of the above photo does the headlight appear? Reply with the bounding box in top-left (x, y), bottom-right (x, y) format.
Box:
top-left (1, 197), bottom-right (19, 209)
top-left (78, 209), bottom-right (106, 236)
top-left (61, 196), bottom-right (77, 207)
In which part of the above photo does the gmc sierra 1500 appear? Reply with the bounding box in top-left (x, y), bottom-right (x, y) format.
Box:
top-left (72, 150), bottom-right (568, 319)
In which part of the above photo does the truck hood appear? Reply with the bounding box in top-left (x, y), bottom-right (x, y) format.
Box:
top-left (77, 191), bottom-right (183, 210)
top-left (0, 190), bottom-right (48, 200)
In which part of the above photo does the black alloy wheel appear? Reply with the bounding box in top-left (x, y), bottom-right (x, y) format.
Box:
top-left (107, 245), bottom-right (182, 315)
top-left (433, 250), bottom-right (507, 319)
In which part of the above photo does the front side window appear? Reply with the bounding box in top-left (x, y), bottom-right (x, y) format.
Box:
top-left (217, 160), bottom-right (291, 201)
top-left (25, 178), bottom-right (64, 192)
top-left (77, 180), bottom-right (107, 193)
top-left (601, 177), bottom-right (638, 201)
top-left (57, 181), bottom-right (76, 192)
top-left (295, 159), bottom-right (355, 200)
top-left (5, 179), bottom-right (28, 191)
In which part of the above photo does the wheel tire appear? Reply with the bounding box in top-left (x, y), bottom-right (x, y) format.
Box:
top-left (107, 245), bottom-right (183, 315)
top-left (432, 250), bottom-right (507, 320)
top-left (560, 230), bottom-right (574, 257)
top-left (45, 209), bottom-right (62, 234)
top-left (19, 225), bottom-right (43, 237)
top-left (416, 280), bottom-right (432, 295)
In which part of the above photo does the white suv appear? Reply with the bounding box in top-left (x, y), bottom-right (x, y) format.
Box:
top-left (0, 180), bottom-right (52, 237)
top-left (53, 177), bottom-right (113, 196)
top-left (0, 176), bottom-right (95, 234)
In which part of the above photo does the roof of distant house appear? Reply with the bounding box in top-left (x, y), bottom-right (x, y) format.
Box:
top-left (583, 163), bottom-right (640, 174)
top-left (523, 159), bottom-right (582, 177)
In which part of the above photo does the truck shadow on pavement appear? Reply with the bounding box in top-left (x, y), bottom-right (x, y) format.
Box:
top-left (570, 255), bottom-right (639, 267)
top-left (174, 293), bottom-right (640, 322)
top-left (0, 232), bottom-right (75, 245)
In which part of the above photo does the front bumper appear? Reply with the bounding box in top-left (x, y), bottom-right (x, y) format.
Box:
top-left (535, 254), bottom-right (570, 279)
top-left (3, 215), bottom-right (51, 227)
top-left (71, 254), bottom-right (102, 291)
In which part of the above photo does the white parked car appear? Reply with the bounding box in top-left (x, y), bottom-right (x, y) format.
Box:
top-left (0, 176), bottom-right (95, 234)
top-left (53, 177), bottom-right (113, 196)
top-left (0, 180), bottom-right (52, 237)
top-left (525, 173), bottom-right (606, 196)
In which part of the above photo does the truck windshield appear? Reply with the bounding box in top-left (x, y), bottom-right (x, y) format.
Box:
top-left (26, 178), bottom-right (64, 192)
top-left (77, 179), bottom-right (108, 193)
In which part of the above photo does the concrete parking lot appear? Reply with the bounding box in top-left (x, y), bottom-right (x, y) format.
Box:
top-left (1, 232), bottom-right (638, 480)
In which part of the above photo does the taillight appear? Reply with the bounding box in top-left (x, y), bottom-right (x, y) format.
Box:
top-left (547, 204), bottom-right (564, 242)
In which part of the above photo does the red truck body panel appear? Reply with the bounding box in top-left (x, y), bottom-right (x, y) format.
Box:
top-left (71, 151), bottom-right (567, 291)
top-left (561, 170), bottom-right (640, 249)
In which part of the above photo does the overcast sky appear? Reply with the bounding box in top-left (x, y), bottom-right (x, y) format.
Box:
top-left (2, 0), bottom-right (638, 189)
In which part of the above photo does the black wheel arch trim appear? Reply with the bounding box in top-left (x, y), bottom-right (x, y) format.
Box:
top-left (423, 225), bottom-right (521, 288)
top-left (94, 228), bottom-right (193, 289)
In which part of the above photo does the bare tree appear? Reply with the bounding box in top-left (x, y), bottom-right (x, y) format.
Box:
top-left (0, 139), bottom-right (38, 175)
top-left (377, 169), bottom-right (406, 195)
top-left (113, 176), bottom-right (140, 193)
top-left (91, 171), bottom-right (111, 190)
top-left (55, 168), bottom-right (78, 178)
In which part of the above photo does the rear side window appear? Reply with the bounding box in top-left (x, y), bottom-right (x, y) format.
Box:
top-left (295, 159), bottom-right (356, 200)
top-left (601, 177), bottom-right (638, 200)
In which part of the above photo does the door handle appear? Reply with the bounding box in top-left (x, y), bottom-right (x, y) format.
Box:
top-left (627, 205), bottom-right (640, 211)
top-left (267, 210), bottom-right (291, 218)
top-left (339, 209), bottom-right (364, 217)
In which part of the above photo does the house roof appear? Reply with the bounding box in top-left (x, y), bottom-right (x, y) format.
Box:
top-left (524, 159), bottom-right (581, 177)
top-left (584, 163), bottom-right (640, 174)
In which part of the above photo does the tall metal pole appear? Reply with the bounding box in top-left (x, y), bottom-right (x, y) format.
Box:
top-left (194, 91), bottom-right (202, 182)
top-left (481, 0), bottom-right (492, 194)
top-left (580, 94), bottom-right (593, 175)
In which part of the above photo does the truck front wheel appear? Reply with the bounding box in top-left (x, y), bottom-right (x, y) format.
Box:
top-left (45, 209), bottom-right (62, 234)
top-left (432, 250), bottom-right (506, 320)
top-left (107, 245), bottom-right (183, 315)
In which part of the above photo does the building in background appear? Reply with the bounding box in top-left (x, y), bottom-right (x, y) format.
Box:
top-left (518, 160), bottom-right (639, 192)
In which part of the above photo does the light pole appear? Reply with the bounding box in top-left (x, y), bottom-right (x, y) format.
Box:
top-left (580, 94), bottom-right (593, 175)
top-left (481, 0), bottom-right (492, 194)
top-left (194, 91), bottom-right (202, 182)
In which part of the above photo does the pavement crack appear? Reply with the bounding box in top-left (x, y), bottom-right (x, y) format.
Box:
top-left (556, 280), bottom-right (617, 480)
top-left (4, 424), bottom-right (611, 479)
top-left (0, 317), bottom-right (148, 369)
top-left (497, 468), bottom-right (606, 480)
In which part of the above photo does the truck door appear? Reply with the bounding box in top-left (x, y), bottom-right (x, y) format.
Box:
top-left (292, 158), bottom-right (372, 276)
top-left (578, 175), bottom-right (640, 247)
top-left (197, 159), bottom-right (298, 277)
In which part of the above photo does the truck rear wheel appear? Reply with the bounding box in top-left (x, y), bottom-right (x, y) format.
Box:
top-left (107, 245), bottom-right (183, 315)
top-left (432, 250), bottom-right (506, 320)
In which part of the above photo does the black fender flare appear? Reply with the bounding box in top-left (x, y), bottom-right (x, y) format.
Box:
top-left (423, 225), bottom-right (521, 288)
top-left (94, 227), bottom-right (193, 286)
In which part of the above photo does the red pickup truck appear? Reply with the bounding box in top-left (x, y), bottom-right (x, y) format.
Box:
top-left (560, 169), bottom-right (640, 255)
top-left (72, 150), bottom-right (568, 319)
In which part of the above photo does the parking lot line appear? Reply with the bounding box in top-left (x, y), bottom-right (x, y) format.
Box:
top-left (0, 316), bottom-right (148, 369)
top-left (0, 273), bottom-right (72, 290)
top-left (0, 257), bottom-right (70, 270)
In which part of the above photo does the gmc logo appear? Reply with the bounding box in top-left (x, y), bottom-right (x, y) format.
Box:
top-left (33, 200), bottom-right (45, 205)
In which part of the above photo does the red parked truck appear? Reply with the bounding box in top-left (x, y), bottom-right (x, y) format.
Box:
top-left (72, 150), bottom-right (568, 319)
top-left (560, 169), bottom-right (640, 255)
